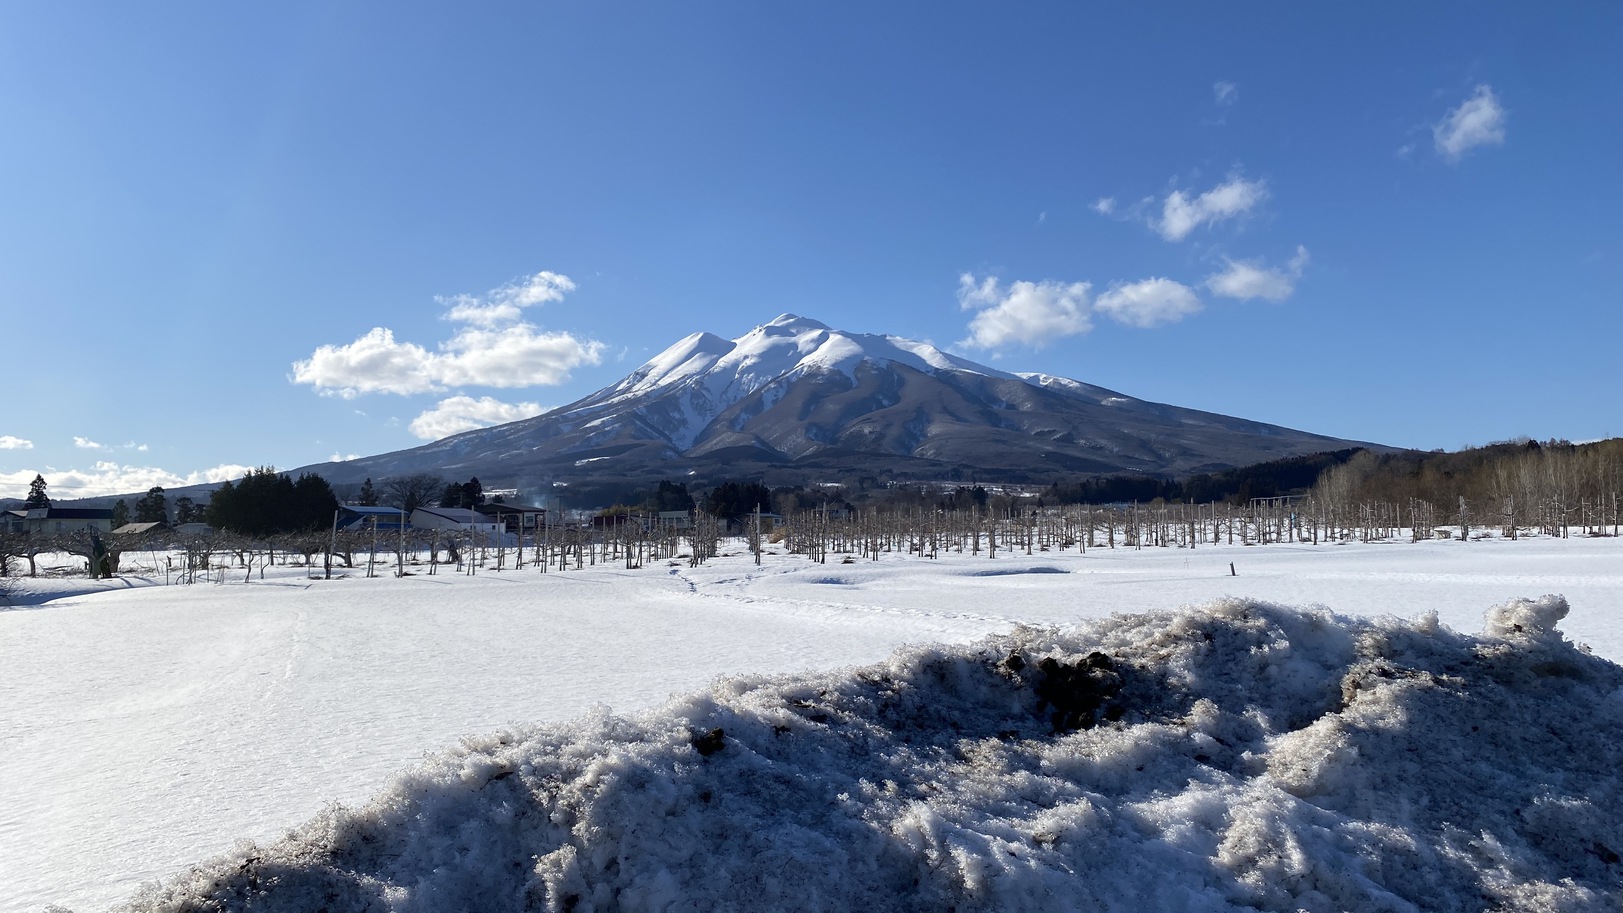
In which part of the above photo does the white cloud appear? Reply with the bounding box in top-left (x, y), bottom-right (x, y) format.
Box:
top-left (0, 435), bottom-right (32, 450)
top-left (291, 325), bottom-right (604, 397)
top-left (438, 270), bottom-right (576, 328)
top-left (409, 395), bottom-right (546, 441)
top-left (292, 269), bottom-right (601, 398)
top-left (1434, 85), bottom-right (1506, 162)
top-left (435, 325), bottom-right (604, 388)
top-left (74, 436), bottom-right (105, 450)
top-left (291, 328), bottom-right (441, 397)
top-left (1094, 278), bottom-right (1203, 328)
top-left (1157, 176), bottom-right (1267, 242)
top-left (121, 441), bottom-right (149, 452)
top-left (1091, 197), bottom-right (1116, 216)
top-left (957, 274), bottom-right (1092, 349)
top-left (1205, 246), bottom-right (1310, 302)
top-left (1213, 81), bottom-right (1238, 105)
top-left (1, 463), bottom-right (253, 500)
top-left (328, 452), bottom-right (360, 462)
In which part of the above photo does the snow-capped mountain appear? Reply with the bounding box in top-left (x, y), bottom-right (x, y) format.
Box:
top-left (310, 314), bottom-right (1374, 494)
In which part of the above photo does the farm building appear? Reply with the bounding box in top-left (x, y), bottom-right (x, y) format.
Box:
top-left (337, 505), bottom-right (409, 532)
top-left (474, 502), bottom-right (548, 534)
top-left (3, 507), bottom-right (115, 535)
top-left (409, 507), bottom-right (515, 546)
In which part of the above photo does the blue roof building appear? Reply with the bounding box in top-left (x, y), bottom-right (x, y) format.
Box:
top-left (337, 505), bottom-right (408, 531)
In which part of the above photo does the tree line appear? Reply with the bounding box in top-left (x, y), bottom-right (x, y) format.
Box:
top-left (1311, 438), bottom-right (1623, 538)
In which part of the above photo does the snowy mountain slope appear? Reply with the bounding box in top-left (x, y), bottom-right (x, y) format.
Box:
top-left (308, 314), bottom-right (1378, 490)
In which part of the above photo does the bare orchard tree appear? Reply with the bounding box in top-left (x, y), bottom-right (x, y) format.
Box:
top-left (0, 529), bottom-right (26, 578)
top-left (54, 528), bottom-right (122, 579)
top-left (175, 530), bottom-right (221, 585)
top-left (688, 512), bottom-right (721, 567)
top-left (384, 473), bottom-right (446, 516)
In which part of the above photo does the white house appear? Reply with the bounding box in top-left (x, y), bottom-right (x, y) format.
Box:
top-left (409, 507), bottom-right (513, 545)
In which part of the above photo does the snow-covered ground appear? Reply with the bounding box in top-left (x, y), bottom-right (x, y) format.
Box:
top-left (3, 535), bottom-right (1621, 911)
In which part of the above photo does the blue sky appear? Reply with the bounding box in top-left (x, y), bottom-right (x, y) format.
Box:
top-left (3, 3), bottom-right (1619, 498)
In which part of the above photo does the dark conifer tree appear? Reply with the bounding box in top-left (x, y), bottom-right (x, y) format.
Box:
top-left (24, 474), bottom-right (49, 508)
top-left (135, 487), bottom-right (168, 524)
top-left (205, 468), bottom-right (337, 536)
top-left (438, 477), bottom-right (485, 509)
top-left (173, 496), bottom-right (201, 524)
top-left (703, 481), bottom-right (771, 521)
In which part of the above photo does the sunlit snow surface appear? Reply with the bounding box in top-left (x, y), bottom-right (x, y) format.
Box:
top-left (4, 536), bottom-right (1623, 911)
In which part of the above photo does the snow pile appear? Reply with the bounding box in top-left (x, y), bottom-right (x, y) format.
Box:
top-left (117, 596), bottom-right (1622, 912)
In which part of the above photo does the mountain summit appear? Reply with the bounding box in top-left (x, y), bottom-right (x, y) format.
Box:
top-left (313, 316), bottom-right (1371, 495)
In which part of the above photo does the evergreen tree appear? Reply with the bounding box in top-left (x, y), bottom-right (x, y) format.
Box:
top-left (206, 468), bottom-right (337, 536)
top-left (173, 496), bottom-right (201, 524)
top-left (134, 487), bottom-right (168, 524)
top-left (437, 477), bottom-right (485, 509)
top-left (357, 478), bottom-right (379, 507)
top-left (111, 499), bottom-right (130, 528)
top-left (207, 479), bottom-right (237, 528)
top-left (291, 473), bottom-right (339, 530)
top-left (649, 480), bottom-right (696, 513)
top-left (703, 481), bottom-right (771, 521)
top-left (24, 474), bottom-right (49, 509)
top-left (438, 482), bottom-right (463, 509)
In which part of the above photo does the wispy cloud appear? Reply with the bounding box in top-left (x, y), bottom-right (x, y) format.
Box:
top-left (1091, 197), bottom-right (1117, 216)
top-left (74, 436), bottom-right (105, 450)
top-left (957, 274), bottom-right (1092, 349)
top-left (0, 435), bottom-right (32, 450)
top-left (1157, 175), bottom-right (1267, 242)
top-left (290, 269), bottom-right (604, 398)
top-left (1094, 278), bottom-right (1203, 328)
top-left (409, 395), bottom-right (546, 441)
top-left (1205, 246), bottom-right (1310, 302)
top-left (1213, 81), bottom-right (1238, 106)
top-left (437, 271), bottom-right (575, 329)
top-left (0, 463), bottom-right (252, 500)
top-left (1434, 85), bottom-right (1506, 163)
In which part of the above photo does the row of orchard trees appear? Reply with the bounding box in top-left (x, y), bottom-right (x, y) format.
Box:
top-left (765, 493), bottom-right (1622, 566)
top-left (765, 451), bottom-right (1623, 565)
top-left (1, 507), bottom-right (734, 583)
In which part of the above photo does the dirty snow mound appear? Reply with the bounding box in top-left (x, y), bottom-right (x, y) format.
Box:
top-left (118, 596), bottom-right (1623, 912)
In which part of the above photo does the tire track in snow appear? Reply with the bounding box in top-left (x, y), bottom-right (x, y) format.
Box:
top-left (259, 607), bottom-right (309, 706)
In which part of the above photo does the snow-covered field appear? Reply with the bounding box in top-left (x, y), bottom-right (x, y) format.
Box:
top-left (3, 535), bottom-right (1622, 911)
